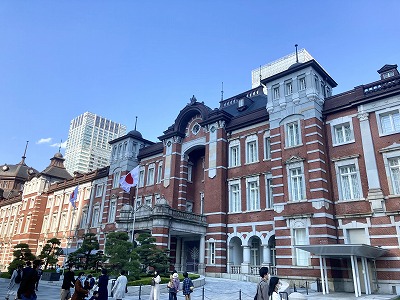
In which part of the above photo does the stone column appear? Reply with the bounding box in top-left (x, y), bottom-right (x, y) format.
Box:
top-left (241, 245), bottom-right (251, 274)
top-left (198, 235), bottom-right (206, 275)
top-left (262, 245), bottom-right (271, 265)
top-left (175, 237), bottom-right (182, 272)
top-left (357, 112), bottom-right (385, 212)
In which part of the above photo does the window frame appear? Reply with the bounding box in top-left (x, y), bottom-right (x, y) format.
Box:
top-left (286, 120), bottom-right (301, 148)
top-left (246, 176), bottom-right (260, 211)
top-left (245, 135), bottom-right (259, 164)
top-left (147, 164), bottom-right (155, 186)
top-left (228, 179), bottom-right (241, 213)
top-left (229, 140), bottom-right (241, 167)
top-left (112, 170), bottom-right (121, 189)
top-left (382, 148), bottom-right (400, 195)
top-left (377, 107), bottom-right (400, 136)
top-left (156, 163), bottom-right (163, 183)
top-left (330, 117), bottom-right (355, 146)
top-left (108, 200), bottom-right (117, 223)
top-left (298, 75), bottom-right (306, 91)
top-left (272, 85), bottom-right (280, 99)
top-left (265, 174), bottom-right (273, 209)
top-left (264, 134), bottom-right (271, 160)
top-left (287, 161), bottom-right (306, 202)
top-left (334, 158), bottom-right (363, 201)
top-left (285, 80), bottom-right (293, 96)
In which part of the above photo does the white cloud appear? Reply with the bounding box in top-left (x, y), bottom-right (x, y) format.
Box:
top-left (50, 141), bottom-right (67, 149)
top-left (36, 138), bottom-right (52, 144)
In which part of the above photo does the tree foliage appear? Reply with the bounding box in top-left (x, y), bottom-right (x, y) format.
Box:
top-left (38, 238), bottom-right (63, 270)
top-left (134, 233), bottom-right (170, 274)
top-left (105, 232), bottom-right (140, 279)
top-left (8, 243), bottom-right (36, 274)
top-left (68, 233), bottom-right (101, 270)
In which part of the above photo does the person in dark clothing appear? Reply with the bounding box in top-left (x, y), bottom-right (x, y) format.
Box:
top-left (60, 264), bottom-right (76, 300)
top-left (97, 268), bottom-right (109, 300)
top-left (71, 272), bottom-right (88, 300)
top-left (35, 266), bottom-right (43, 291)
top-left (18, 261), bottom-right (39, 300)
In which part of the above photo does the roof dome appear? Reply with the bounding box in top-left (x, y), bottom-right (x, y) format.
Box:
top-left (54, 152), bottom-right (63, 158)
top-left (128, 129), bottom-right (143, 139)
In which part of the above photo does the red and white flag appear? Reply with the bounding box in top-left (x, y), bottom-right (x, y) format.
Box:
top-left (70, 185), bottom-right (79, 208)
top-left (119, 166), bottom-right (140, 192)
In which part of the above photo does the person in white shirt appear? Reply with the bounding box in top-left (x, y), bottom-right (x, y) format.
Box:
top-left (268, 276), bottom-right (281, 300)
top-left (111, 270), bottom-right (128, 300)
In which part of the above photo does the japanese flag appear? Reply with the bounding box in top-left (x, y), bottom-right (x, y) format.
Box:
top-left (119, 166), bottom-right (140, 192)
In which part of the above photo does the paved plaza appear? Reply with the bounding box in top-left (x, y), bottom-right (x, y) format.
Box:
top-left (0, 276), bottom-right (398, 300)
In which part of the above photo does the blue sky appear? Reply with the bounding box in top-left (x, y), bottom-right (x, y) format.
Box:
top-left (1, 1), bottom-right (399, 172)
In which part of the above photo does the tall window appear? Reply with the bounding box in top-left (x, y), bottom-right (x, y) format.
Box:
top-left (285, 80), bottom-right (293, 95)
top-left (229, 140), bottom-right (240, 167)
top-left (266, 176), bottom-right (273, 209)
top-left (112, 171), bottom-right (121, 189)
top-left (108, 200), bottom-right (117, 223)
top-left (24, 216), bottom-right (30, 233)
top-left (286, 121), bottom-right (301, 147)
top-left (209, 242), bottom-right (215, 265)
top-left (138, 170), bottom-right (145, 187)
top-left (246, 177), bottom-right (260, 211)
top-left (157, 163), bottom-right (163, 183)
top-left (298, 76), bottom-right (306, 91)
top-left (95, 184), bottom-right (103, 197)
top-left (80, 210), bottom-right (88, 228)
top-left (147, 164), bottom-right (155, 186)
top-left (334, 123), bottom-right (353, 144)
top-left (246, 136), bottom-right (258, 164)
top-left (293, 228), bottom-right (309, 266)
top-left (187, 164), bottom-right (193, 182)
top-left (288, 165), bottom-right (305, 201)
top-left (380, 110), bottom-right (400, 134)
top-left (339, 164), bottom-right (361, 200)
top-left (389, 157), bottom-right (400, 194)
top-left (229, 181), bottom-right (241, 213)
top-left (145, 196), bottom-right (152, 207)
top-left (273, 85), bottom-right (280, 99)
top-left (264, 136), bottom-right (271, 160)
top-left (92, 207), bottom-right (100, 227)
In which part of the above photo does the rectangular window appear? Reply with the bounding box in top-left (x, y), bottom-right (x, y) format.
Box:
top-left (264, 137), bottom-right (271, 160)
top-left (230, 144), bottom-right (240, 167)
top-left (24, 217), bottom-right (30, 233)
top-left (60, 213), bottom-right (67, 230)
top-left (147, 165), bottom-right (155, 186)
top-left (293, 228), bottom-right (309, 266)
top-left (347, 228), bottom-right (368, 244)
top-left (285, 81), bottom-right (293, 95)
top-left (138, 170), bottom-right (145, 187)
top-left (246, 141), bottom-right (258, 163)
top-left (80, 210), bottom-right (88, 228)
top-left (145, 196), bottom-right (152, 207)
top-left (95, 184), bottom-right (103, 197)
top-left (266, 177), bottom-right (273, 209)
top-left (209, 242), bottom-right (215, 265)
top-left (334, 122), bottom-right (353, 145)
top-left (186, 201), bottom-right (193, 212)
top-left (247, 178), bottom-right (260, 211)
top-left (108, 200), bottom-right (116, 223)
top-left (187, 164), bottom-right (193, 182)
top-left (112, 171), bottom-right (121, 189)
top-left (229, 182), bottom-right (241, 213)
top-left (273, 86), bottom-right (280, 99)
top-left (51, 214), bottom-right (58, 231)
top-left (29, 198), bottom-right (35, 209)
top-left (380, 110), bottom-right (400, 134)
top-left (289, 167), bottom-right (304, 201)
top-left (92, 207), bottom-right (100, 227)
top-left (389, 157), bottom-right (400, 194)
top-left (286, 121), bottom-right (300, 147)
top-left (339, 164), bottom-right (361, 200)
top-left (156, 164), bottom-right (163, 183)
top-left (298, 76), bottom-right (306, 91)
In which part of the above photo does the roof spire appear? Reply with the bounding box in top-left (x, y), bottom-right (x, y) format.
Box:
top-left (58, 139), bottom-right (62, 153)
top-left (134, 116), bottom-right (138, 131)
top-left (259, 65), bottom-right (262, 86)
top-left (295, 44), bottom-right (299, 63)
top-left (20, 140), bottom-right (29, 164)
top-left (221, 82), bottom-right (224, 101)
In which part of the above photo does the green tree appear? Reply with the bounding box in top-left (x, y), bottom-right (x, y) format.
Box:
top-left (38, 238), bottom-right (63, 270)
top-left (8, 243), bottom-right (36, 274)
top-left (105, 232), bottom-right (140, 278)
top-left (74, 233), bottom-right (100, 270)
top-left (134, 233), bottom-right (170, 274)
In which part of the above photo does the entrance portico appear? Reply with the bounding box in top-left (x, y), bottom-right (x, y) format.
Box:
top-left (296, 244), bottom-right (387, 298)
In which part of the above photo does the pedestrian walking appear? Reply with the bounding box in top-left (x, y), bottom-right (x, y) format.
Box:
top-left (149, 270), bottom-right (161, 300)
top-left (111, 270), bottom-right (128, 300)
top-left (71, 272), bottom-right (88, 300)
top-left (97, 268), bottom-right (109, 300)
top-left (35, 265), bottom-right (43, 291)
top-left (255, 266), bottom-right (269, 300)
top-left (6, 264), bottom-right (23, 300)
top-left (168, 270), bottom-right (179, 300)
top-left (268, 277), bottom-right (281, 300)
top-left (181, 272), bottom-right (194, 300)
top-left (18, 261), bottom-right (39, 300)
top-left (60, 264), bottom-right (76, 300)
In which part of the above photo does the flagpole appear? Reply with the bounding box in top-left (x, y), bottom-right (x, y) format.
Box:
top-left (131, 182), bottom-right (140, 244)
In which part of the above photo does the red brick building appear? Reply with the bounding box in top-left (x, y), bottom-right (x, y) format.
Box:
top-left (1, 50), bottom-right (400, 295)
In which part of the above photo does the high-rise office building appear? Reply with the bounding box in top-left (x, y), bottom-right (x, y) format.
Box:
top-left (64, 112), bottom-right (126, 174)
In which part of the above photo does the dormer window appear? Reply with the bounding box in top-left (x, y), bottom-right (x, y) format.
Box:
top-left (238, 98), bottom-right (244, 107)
top-left (383, 71), bottom-right (395, 79)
